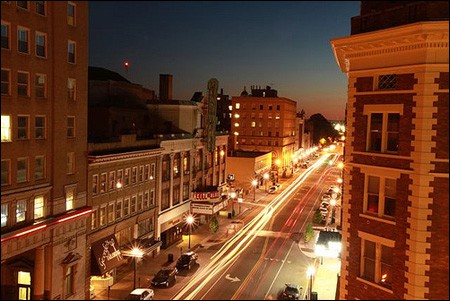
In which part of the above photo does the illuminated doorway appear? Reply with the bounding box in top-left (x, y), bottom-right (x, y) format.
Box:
top-left (17, 270), bottom-right (31, 300)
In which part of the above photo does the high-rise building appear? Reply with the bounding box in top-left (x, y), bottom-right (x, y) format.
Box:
top-left (1, 1), bottom-right (89, 300)
top-left (331, 1), bottom-right (449, 299)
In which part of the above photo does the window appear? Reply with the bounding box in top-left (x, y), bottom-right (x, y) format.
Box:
top-left (35, 74), bottom-right (46, 98)
top-left (67, 116), bottom-right (75, 137)
top-left (276, 105), bottom-right (280, 110)
top-left (115, 199), bottom-right (122, 219)
top-left (17, 157), bottom-right (28, 183)
top-left (17, 27), bottom-right (29, 53)
top-left (137, 193), bottom-right (143, 211)
top-left (123, 198), bottom-right (130, 216)
top-left (35, 116), bottom-right (45, 139)
top-left (361, 238), bottom-right (394, 289)
top-left (1, 22), bottom-right (9, 49)
top-left (67, 2), bottom-right (76, 26)
top-left (124, 168), bottom-right (130, 186)
top-left (150, 163), bottom-right (155, 180)
top-left (17, 115), bottom-right (29, 140)
top-left (1, 203), bottom-right (8, 227)
top-left (108, 202), bottom-right (114, 223)
top-left (150, 190), bottom-right (155, 206)
top-left (66, 188), bottom-right (74, 211)
top-left (64, 266), bottom-right (75, 298)
top-left (251, 121), bottom-right (256, 128)
top-left (139, 165), bottom-right (144, 182)
top-left (377, 74), bottom-right (397, 90)
top-left (67, 78), bottom-right (76, 100)
top-left (1, 115), bottom-right (12, 142)
top-left (35, 1), bottom-right (45, 15)
top-left (1, 69), bottom-right (10, 95)
top-left (117, 169), bottom-right (123, 187)
top-left (34, 196), bottom-right (44, 219)
top-left (108, 171), bottom-right (115, 190)
top-left (17, 1), bottom-right (28, 9)
top-left (100, 173), bottom-right (106, 193)
top-left (1, 159), bottom-right (10, 185)
top-left (99, 205), bottom-right (106, 226)
top-left (16, 199), bottom-right (27, 222)
top-left (368, 113), bottom-right (400, 153)
top-left (66, 152), bottom-right (75, 174)
top-left (365, 175), bottom-right (396, 218)
top-left (144, 164), bottom-right (150, 181)
top-left (91, 207), bottom-right (97, 229)
top-left (131, 195), bottom-right (137, 214)
top-left (34, 156), bottom-right (45, 179)
top-left (132, 167), bottom-right (137, 184)
top-left (35, 32), bottom-right (46, 57)
top-left (92, 174), bottom-right (98, 195)
top-left (235, 103), bottom-right (240, 109)
top-left (143, 191), bottom-right (149, 209)
top-left (18, 71), bottom-right (29, 96)
top-left (259, 104), bottom-right (263, 110)
top-left (68, 40), bottom-right (75, 63)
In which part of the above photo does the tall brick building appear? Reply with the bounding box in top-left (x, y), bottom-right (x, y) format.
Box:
top-left (331, 1), bottom-right (448, 299)
top-left (1, 2), bottom-right (89, 300)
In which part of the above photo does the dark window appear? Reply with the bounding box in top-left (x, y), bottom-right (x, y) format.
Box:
top-left (369, 113), bottom-right (382, 152)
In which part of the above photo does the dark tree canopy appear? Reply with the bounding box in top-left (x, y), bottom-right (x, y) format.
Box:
top-left (307, 113), bottom-right (340, 144)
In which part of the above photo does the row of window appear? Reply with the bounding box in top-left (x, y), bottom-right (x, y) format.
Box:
top-left (234, 103), bottom-right (281, 111)
top-left (1, 22), bottom-right (77, 63)
top-left (92, 164), bottom-right (156, 195)
top-left (239, 138), bottom-right (280, 147)
top-left (1, 115), bottom-right (76, 142)
top-left (91, 190), bottom-right (156, 229)
top-left (234, 113), bottom-right (282, 120)
top-left (1, 152), bottom-right (75, 186)
top-left (4, 1), bottom-right (77, 26)
top-left (1, 195), bottom-right (45, 227)
top-left (1, 68), bottom-right (77, 99)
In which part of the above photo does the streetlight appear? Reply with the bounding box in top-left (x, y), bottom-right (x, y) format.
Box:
top-left (252, 179), bottom-right (258, 202)
top-left (230, 191), bottom-right (236, 218)
top-left (306, 265), bottom-right (315, 300)
top-left (186, 214), bottom-right (194, 249)
top-left (130, 247), bottom-right (143, 289)
top-left (263, 173), bottom-right (269, 192)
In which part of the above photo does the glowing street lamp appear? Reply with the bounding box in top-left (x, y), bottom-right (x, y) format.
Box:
top-left (130, 247), bottom-right (143, 289)
top-left (306, 265), bottom-right (315, 300)
top-left (230, 191), bottom-right (237, 218)
top-left (186, 214), bottom-right (195, 249)
top-left (252, 179), bottom-right (258, 201)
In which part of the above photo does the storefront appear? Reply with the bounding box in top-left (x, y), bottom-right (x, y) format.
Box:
top-left (191, 190), bottom-right (229, 224)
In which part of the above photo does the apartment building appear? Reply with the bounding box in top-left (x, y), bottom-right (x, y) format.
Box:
top-left (331, 1), bottom-right (449, 299)
top-left (1, 1), bottom-right (89, 300)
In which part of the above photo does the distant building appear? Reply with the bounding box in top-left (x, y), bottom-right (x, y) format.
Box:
top-left (1, 2), bottom-right (90, 300)
top-left (331, 1), bottom-right (449, 300)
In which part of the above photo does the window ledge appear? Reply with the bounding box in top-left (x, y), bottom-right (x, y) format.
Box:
top-left (359, 213), bottom-right (396, 226)
top-left (356, 277), bottom-right (393, 294)
top-left (352, 151), bottom-right (410, 160)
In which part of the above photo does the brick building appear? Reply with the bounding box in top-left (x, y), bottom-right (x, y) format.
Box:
top-left (1, 1), bottom-right (89, 300)
top-left (331, 1), bottom-right (449, 299)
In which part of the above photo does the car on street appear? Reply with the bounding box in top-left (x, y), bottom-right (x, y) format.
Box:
top-left (319, 207), bottom-right (328, 217)
top-left (281, 283), bottom-right (302, 300)
top-left (268, 186), bottom-right (278, 194)
top-left (150, 267), bottom-right (178, 287)
top-left (127, 288), bottom-right (154, 300)
top-left (176, 251), bottom-right (198, 270)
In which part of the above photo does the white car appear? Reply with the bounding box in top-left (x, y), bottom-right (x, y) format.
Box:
top-left (127, 288), bottom-right (154, 300)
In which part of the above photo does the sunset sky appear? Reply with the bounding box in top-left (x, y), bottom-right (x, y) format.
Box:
top-left (89, 1), bottom-right (360, 120)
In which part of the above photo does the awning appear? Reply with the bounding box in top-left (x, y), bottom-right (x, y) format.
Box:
top-left (121, 239), bottom-right (162, 257)
top-left (91, 234), bottom-right (125, 276)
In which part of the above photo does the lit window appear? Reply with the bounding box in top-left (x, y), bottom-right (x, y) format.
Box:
top-left (235, 103), bottom-right (240, 109)
top-left (35, 74), bottom-right (46, 97)
top-left (68, 40), bottom-right (75, 63)
top-left (234, 114), bottom-right (240, 118)
top-left (66, 189), bottom-right (74, 211)
top-left (17, 157), bottom-right (28, 183)
top-left (91, 207), bottom-right (97, 229)
top-left (1, 115), bottom-right (11, 142)
top-left (18, 271), bottom-right (31, 300)
top-left (1, 203), bottom-right (8, 227)
top-left (67, 116), bottom-right (75, 137)
top-left (35, 32), bottom-right (46, 57)
top-left (17, 27), bottom-right (29, 53)
top-left (361, 238), bottom-right (393, 289)
top-left (251, 122), bottom-right (256, 128)
top-left (365, 175), bottom-right (396, 218)
top-left (34, 156), bottom-right (45, 179)
top-left (108, 202), bottom-right (114, 223)
top-left (16, 199), bottom-right (27, 222)
top-left (17, 71), bottom-right (29, 96)
top-left (67, 78), bottom-right (76, 100)
top-left (1, 22), bottom-right (10, 49)
top-left (66, 152), bottom-right (75, 174)
top-left (64, 266), bottom-right (75, 298)
top-left (99, 205), bottom-right (106, 226)
top-left (34, 196), bottom-right (44, 219)
top-left (234, 123), bottom-right (239, 127)
top-left (117, 169), bottom-right (123, 186)
top-left (67, 2), bottom-right (76, 26)
top-left (35, 116), bottom-right (45, 139)
top-left (1, 160), bottom-right (10, 186)
top-left (1, 69), bottom-right (10, 95)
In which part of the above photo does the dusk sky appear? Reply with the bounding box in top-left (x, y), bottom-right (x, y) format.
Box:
top-left (89, 1), bottom-right (361, 121)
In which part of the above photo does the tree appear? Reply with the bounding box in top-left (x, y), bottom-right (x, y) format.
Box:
top-left (304, 222), bottom-right (314, 243)
top-left (313, 208), bottom-right (324, 224)
top-left (209, 215), bottom-right (219, 233)
top-left (307, 113), bottom-right (340, 144)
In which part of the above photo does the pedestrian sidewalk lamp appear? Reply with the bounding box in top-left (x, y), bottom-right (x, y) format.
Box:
top-left (186, 214), bottom-right (195, 249)
top-left (263, 173), bottom-right (269, 191)
top-left (230, 191), bottom-right (237, 218)
top-left (252, 179), bottom-right (258, 201)
top-left (306, 265), bottom-right (315, 300)
top-left (130, 247), bottom-right (143, 289)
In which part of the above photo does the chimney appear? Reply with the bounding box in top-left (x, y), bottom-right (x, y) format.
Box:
top-left (159, 74), bottom-right (173, 101)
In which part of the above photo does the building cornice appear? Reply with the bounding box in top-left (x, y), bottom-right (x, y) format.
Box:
top-left (88, 148), bottom-right (162, 164)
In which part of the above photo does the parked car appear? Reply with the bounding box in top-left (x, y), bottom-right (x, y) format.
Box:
top-left (319, 207), bottom-right (328, 217)
top-left (281, 283), bottom-right (302, 300)
top-left (321, 193), bottom-right (331, 202)
top-left (127, 288), bottom-right (154, 300)
top-left (176, 251), bottom-right (198, 270)
top-left (320, 200), bottom-right (330, 208)
top-left (150, 267), bottom-right (178, 287)
top-left (268, 186), bottom-right (278, 194)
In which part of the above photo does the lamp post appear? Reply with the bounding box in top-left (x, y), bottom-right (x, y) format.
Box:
top-left (130, 247), bottom-right (143, 290)
top-left (186, 214), bottom-right (194, 249)
top-left (252, 179), bottom-right (258, 202)
top-left (263, 173), bottom-right (269, 192)
top-left (306, 265), bottom-right (315, 300)
top-left (230, 191), bottom-right (236, 218)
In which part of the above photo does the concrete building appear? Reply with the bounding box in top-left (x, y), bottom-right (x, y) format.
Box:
top-left (1, 2), bottom-right (89, 300)
top-left (331, 1), bottom-right (449, 299)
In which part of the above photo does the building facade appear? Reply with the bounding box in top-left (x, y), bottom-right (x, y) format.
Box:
top-left (331, 1), bottom-right (449, 299)
top-left (1, 1), bottom-right (90, 300)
